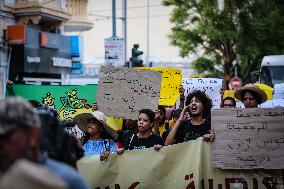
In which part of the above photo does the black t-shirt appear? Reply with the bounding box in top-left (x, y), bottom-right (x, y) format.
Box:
top-left (116, 130), bottom-right (137, 148)
top-left (174, 119), bottom-right (211, 144)
top-left (125, 133), bottom-right (164, 150)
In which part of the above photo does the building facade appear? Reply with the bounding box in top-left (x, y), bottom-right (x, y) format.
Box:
top-left (0, 0), bottom-right (93, 99)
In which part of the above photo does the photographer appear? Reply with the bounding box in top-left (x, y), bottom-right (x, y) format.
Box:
top-left (38, 107), bottom-right (84, 169)
top-left (0, 97), bottom-right (90, 189)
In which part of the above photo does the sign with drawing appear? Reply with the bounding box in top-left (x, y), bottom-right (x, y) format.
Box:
top-left (212, 108), bottom-right (284, 169)
top-left (97, 67), bottom-right (162, 120)
top-left (6, 84), bottom-right (97, 120)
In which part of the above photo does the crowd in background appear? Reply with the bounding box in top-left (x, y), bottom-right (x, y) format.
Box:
top-left (0, 83), bottom-right (267, 188)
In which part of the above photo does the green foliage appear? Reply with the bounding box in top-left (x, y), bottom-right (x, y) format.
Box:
top-left (163, 0), bottom-right (284, 82)
top-left (192, 57), bottom-right (223, 78)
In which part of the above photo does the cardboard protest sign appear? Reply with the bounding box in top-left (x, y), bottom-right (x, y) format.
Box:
top-left (273, 83), bottom-right (284, 99)
top-left (78, 138), bottom-right (283, 189)
top-left (212, 108), bottom-right (284, 169)
top-left (182, 78), bottom-right (223, 108)
top-left (137, 67), bottom-right (182, 106)
top-left (6, 84), bottom-right (97, 120)
top-left (97, 67), bottom-right (162, 120)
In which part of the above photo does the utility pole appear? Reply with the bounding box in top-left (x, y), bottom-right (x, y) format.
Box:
top-left (112, 0), bottom-right (117, 37)
top-left (122, 0), bottom-right (127, 66)
top-left (146, 0), bottom-right (149, 66)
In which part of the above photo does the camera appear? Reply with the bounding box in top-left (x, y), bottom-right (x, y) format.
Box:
top-left (37, 106), bottom-right (84, 168)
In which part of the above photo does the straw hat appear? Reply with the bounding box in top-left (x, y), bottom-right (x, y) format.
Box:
top-left (234, 83), bottom-right (267, 104)
top-left (73, 111), bottom-right (118, 140)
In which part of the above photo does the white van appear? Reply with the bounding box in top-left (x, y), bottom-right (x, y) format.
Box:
top-left (259, 55), bottom-right (284, 86)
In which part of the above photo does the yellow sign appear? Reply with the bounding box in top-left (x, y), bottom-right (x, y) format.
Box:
top-left (106, 117), bottom-right (123, 130)
top-left (223, 90), bottom-right (239, 101)
top-left (137, 67), bottom-right (182, 106)
top-left (78, 138), bottom-right (283, 189)
top-left (255, 83), bottom-right (273, 100)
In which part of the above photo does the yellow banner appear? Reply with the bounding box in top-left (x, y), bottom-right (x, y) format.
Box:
top-left (78, 138), bottom-right (283, 189)
top-left (137, 67), bottom-right (182, 106)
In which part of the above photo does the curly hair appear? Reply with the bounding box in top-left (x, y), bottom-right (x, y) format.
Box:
top-left (185, 90), bottom-right (212, 119)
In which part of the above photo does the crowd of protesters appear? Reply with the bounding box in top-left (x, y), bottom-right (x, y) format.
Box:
top-left (0, 82), bottom-right (268, 188)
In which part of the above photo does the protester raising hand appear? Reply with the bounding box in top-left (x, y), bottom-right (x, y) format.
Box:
top-left (153, 109), bottom-right (161, 135)
top-left (179, 105), bottom-right (190, 121)
top-left (164, 105), bottom-right (190, 145)
top-left (152, 106), bottom-right (166, 137)
top-left (179, 85), bottom-right (186, 109)
top-left (165, 90), bottom-right (212, 145)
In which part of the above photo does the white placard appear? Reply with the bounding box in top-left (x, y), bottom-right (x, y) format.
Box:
top-left (182, 78), bottom-right (223, 108)
top-left (260, 99), bottom-right (284, 108)
top-left (273, 83), bottom-right (284, 99)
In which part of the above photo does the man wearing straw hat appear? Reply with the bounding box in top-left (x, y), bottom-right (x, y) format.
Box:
top-left (234, 83), bottom-right (268, 108)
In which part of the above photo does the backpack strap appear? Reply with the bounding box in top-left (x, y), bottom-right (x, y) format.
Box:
top-left (104, 139), bottom-right (110, 152)
top-left (127, 134), bottom-right (135, 150)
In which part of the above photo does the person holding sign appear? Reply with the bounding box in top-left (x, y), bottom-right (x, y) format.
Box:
top-left (73, 111), bottom-right (118, 162)
top-left (153, 105), bottom-right (167, 138)
top-left (234, 84), bottom-right (267, 108)
top-left (119, 109), bottom-right (164, 152)
top-left (165, 90), bottom-right (214, 145)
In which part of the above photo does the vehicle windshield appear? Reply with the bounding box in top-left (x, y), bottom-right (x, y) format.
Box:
top-left (260, 66), bottom-right (284, 86)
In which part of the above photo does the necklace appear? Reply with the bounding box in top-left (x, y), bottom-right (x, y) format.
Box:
top-left (191, 118), bottom-right (206, 125)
